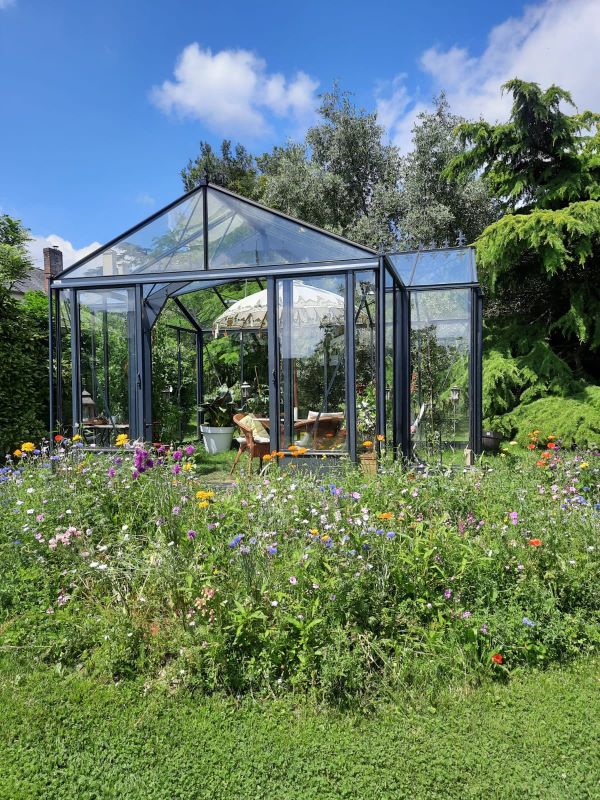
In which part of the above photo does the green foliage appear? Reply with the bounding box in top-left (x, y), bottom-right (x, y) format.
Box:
top-left (0, 216), bottom-right (48, 455)
top-left (182, 139), bottom-right (259, 197)
top-left (492, 386), bottom-right (600, 448)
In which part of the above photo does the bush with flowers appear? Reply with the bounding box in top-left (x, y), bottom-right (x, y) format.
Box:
top-left (0, 434), bottom-right (598, 704)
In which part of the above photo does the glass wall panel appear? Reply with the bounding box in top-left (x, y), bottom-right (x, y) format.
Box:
top-left (277, 277), bottom-right (347, 452)
top-left (384, 269), bottom-right (395, 448)
top-left (410, 289), bottom-right (470, 465)
top-left (355, 270), bottom-right (377, 446)
top-left (207, 189), bottom-right (370, 270)
top-left (64, 192), bottom-right (205, 278)
top-left (77, 289), bottom-right (135, 445)
top-left (388, 248), bottom-right (476, 286)
top-left (58, 293), bottom-right (72, 431)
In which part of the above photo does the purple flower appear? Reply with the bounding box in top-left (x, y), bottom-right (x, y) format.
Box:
top-left (480, 624), bottom-right (488, 634)
top-left (289, 576), bottom-right (298, 585)
top-left (444, 589), bottom-right (452, 600)
top-left (187, 530), bottom-right (197, 540)
top-left (172, 464), bottom-right (181, 475)
top-left (131, 469), bottom-right (140, 480)
top-left (267, 545), bottom-right (277, 555)
top-left (185, 445), bottom-right (195, 456)
top-left (107, 467), bottom-right (116, 478)
top-left (461, 611), bottom-right (472, 619)
top-left (228, 535), bottom-right (243, 548)
top-left (509, 511), bottom-right (519, 525)
top-left (172, 450), bottom-right (183, 462)
top-left (172, 506), bottom-right (181, 515)
top-left (522, 617), bottom-right (536, 628)
top-left (114, 456), bottom-right (122, 465)
top-left (386, 531), bottom-right (396, 539)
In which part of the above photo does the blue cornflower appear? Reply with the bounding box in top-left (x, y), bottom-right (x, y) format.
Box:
top-left (267, 545), bottom-right (277, 555)
top-left (522, 617), bottom-right (537, 628)
top-left (386, 531), bottom-right (396, 539)
top-left (228, 534), bottom-right (244, 548)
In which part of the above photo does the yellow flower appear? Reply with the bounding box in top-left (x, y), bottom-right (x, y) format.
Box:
top-left (183, 462), bottom-right (193, 471)
top-left (13, 449), bottom-right (22, 457)
top-left (377, 511), bottom-right (394, 520)
top-left (196, 490), bottom-right (214, 500)
top-left (580, 462), bottom-right (589, 469)
top-left (115, 434), bottom-right (129, 447)
top-left (309, 528), bottom-right (319, 535)
top-left (362, 440), bottom-right (373, 448)
top-left (198, 500), bottom-right (210, 509)
top-left (72, 434), bottom-right (82, 442)
top-left (21, 442), bottom-right (35, 452)
top-left (509, 441), bottom-right (517, 446)
top-left (376, 434), bottom-right (385, 442)
top-left (262, 454), bottom-right (272, 462)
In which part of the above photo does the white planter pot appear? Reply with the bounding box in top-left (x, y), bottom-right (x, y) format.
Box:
top-left (200, 425), bottom-right (235, 454)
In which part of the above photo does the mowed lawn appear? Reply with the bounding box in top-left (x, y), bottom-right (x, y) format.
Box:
top-left (0, 657), bottom-right (598, 800)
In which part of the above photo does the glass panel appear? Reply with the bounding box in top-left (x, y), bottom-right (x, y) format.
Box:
top-left (64, 191), bottom-right (205, 278)
top-left (278, 277), bottom-right (347, 452)
top-left (389, 248), bottom-right (476, 286)
top-left (355, 271), bottom-right (377, 447)
top-left (384, 269), bottom-right (395, 448)
top-left (410, 289), bottom-right (470, 465)
top-left (77, 289), bottom-right (135, 445)
top-left (208, 188), bottom-right (370, 270)
top-left (58, 294), bottom-right (72, 431)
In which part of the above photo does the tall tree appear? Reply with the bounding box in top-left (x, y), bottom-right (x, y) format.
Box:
top-left (397, 94), bottom-right (499, 248)
top-left (182, 140), bottom-right (259, 198)
top-left (446, 79), bottom-right (600, 442)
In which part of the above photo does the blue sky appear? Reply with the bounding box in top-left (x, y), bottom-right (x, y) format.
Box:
top-left (1, 0), bottom-right (598, 267)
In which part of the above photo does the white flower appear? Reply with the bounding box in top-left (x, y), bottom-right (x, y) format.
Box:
top-left (271, 600), bottom-right (278, 607)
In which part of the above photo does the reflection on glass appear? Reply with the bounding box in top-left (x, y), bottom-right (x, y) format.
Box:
top-left (58, 295), bottom-right (72, 429)
top-left (278, 277), bottom-right (347, 452)
top-left (77, 289), bottom-right (135, 445)
top-left (410, 289), bottom-right (470, 465)
top-left (207, 189), bottom-right (371, 269)
top-left (388, 249), bottom-right (476, 286)
top-left (355, 271), bottom-right (377, 447)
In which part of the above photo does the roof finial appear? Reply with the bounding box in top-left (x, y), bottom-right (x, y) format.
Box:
top-left (456, 230), bottom-right (466, 246)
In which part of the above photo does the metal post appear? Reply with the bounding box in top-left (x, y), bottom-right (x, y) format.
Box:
top-left (267, 278), bottom-right (280, 452)
top-left (469, 288), bottom-right (483, 454)
top-left (281, 279), bottom-right (293, 447)
top-left (344, 272), bottom-right (357, 462)
top-left (202, 184), bottom-right (209, 270)
top-left (70, 289), bottom-right (81, 435)
top-left (375, 257), bottom-right (386, 452)
top-left (55, 290), bottom-right (63, 426)
top-left (48, 287), bottom-right (55, 442)
top-left (102, 308), bottom-right (110, 416)
top-left (177, 327), bottom-right (182, 442)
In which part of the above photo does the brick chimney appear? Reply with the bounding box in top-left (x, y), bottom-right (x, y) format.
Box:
top-left (43, 246), bottom-right (63, 292)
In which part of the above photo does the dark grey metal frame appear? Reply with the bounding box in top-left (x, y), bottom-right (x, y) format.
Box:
top-left (48, 181), bottom-right (483, 462)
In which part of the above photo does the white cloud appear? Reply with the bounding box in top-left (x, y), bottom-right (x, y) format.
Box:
top-left (27, 234), bottom-right (101, 271)
top-left (378, 0), bottom-right (600, 150)
top-left (151, 43), bottom-right (319, 137)
top-left (135, 192), bottom-right (156, 207)
top-left (0, 0), bottom-right (15, 9)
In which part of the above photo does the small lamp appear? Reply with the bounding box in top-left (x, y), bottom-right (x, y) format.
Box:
top-left (450, 386), bottom-right (460, 404)
top-left (81, 389), bottom-right (96, 422)
top-left (240, 381), bottom-right (251, 402)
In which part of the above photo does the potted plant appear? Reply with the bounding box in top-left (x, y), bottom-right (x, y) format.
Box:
top-left (199, 385), bottom-right (236, 454)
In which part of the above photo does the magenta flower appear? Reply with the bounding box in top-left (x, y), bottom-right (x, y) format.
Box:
top-left (107, 467), bottom-right (116, 478)
top-left (172, 450), bottom-right (183, 462)
top-left (185, 445), bottom-right (195, 456)
top-left (289, 576), bottom-right (298, 585)
top-left (187, 529), bottom-right (197, 540)
top-left (172, 464), bottom-right (181, 475)
top-left (509, 511), bottom-right (519, 525)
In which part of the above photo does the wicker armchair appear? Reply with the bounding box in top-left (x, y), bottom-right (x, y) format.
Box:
top-left (230, 413), bottom-right (271, 475)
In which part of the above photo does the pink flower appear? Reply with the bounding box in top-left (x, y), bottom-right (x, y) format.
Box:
top-left (185, 445), bottom-right (195, 456)
top-left (289, 576), bottom-right (298, 585)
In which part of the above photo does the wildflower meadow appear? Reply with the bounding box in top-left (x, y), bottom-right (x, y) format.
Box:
top-left (1, 436), bottom-right (598, 705)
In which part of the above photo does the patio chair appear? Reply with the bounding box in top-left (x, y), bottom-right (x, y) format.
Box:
top-left (230, 413), bottom-right (271, 475)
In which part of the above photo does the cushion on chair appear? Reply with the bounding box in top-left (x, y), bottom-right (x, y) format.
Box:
top-left (239, 414), bottom-right (270, 441)
top-left (307, 410), bottom-right (344, 421)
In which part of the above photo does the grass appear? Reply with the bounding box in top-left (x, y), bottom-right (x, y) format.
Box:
top-left (0, 656), bottom-right (598, 800)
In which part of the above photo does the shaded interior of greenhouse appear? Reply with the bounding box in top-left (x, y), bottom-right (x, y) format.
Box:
top-left (48, 180), bottom-right (483, 467)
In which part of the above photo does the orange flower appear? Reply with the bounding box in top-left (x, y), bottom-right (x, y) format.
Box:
top-left (376, 434), bottom-right (385, 442)
top-left (547, 434), bottom-right (556, 440)
top-left (288, 444), bottom-right (299, 451)
top-left (377, 511), bottom-right (394, 520)
top-left (491, 653), bottom-right (503, 665)
top-left (262, 454), bottom-right (272, 462)
top-left (536, 460), bottom-right (547, 467)
top-left (527, 443), bottom-right (537, 450)
top-left (547, 442), bottom-right (556, 449)
top-left (528, 538), bottom-right (542, 547)
top-left (277, 451), bottom-right (287, 458)
top-left (54, 434), bottom-right (63, 442)
top-left (362, 440), bottom-right (373, 448)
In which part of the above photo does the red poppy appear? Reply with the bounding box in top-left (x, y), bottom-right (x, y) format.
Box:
top-left (547, 442), bottom-right (556, 449)
top-left (528, 538), bottom-right (542, 547)
top-left (491, 653), bottom-right (503, 665)
top-left (54, 434), bottom-right (63, 442)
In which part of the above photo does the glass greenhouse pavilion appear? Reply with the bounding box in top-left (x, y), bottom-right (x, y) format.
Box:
top-left (48, 180), bottom-right (483, 465)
